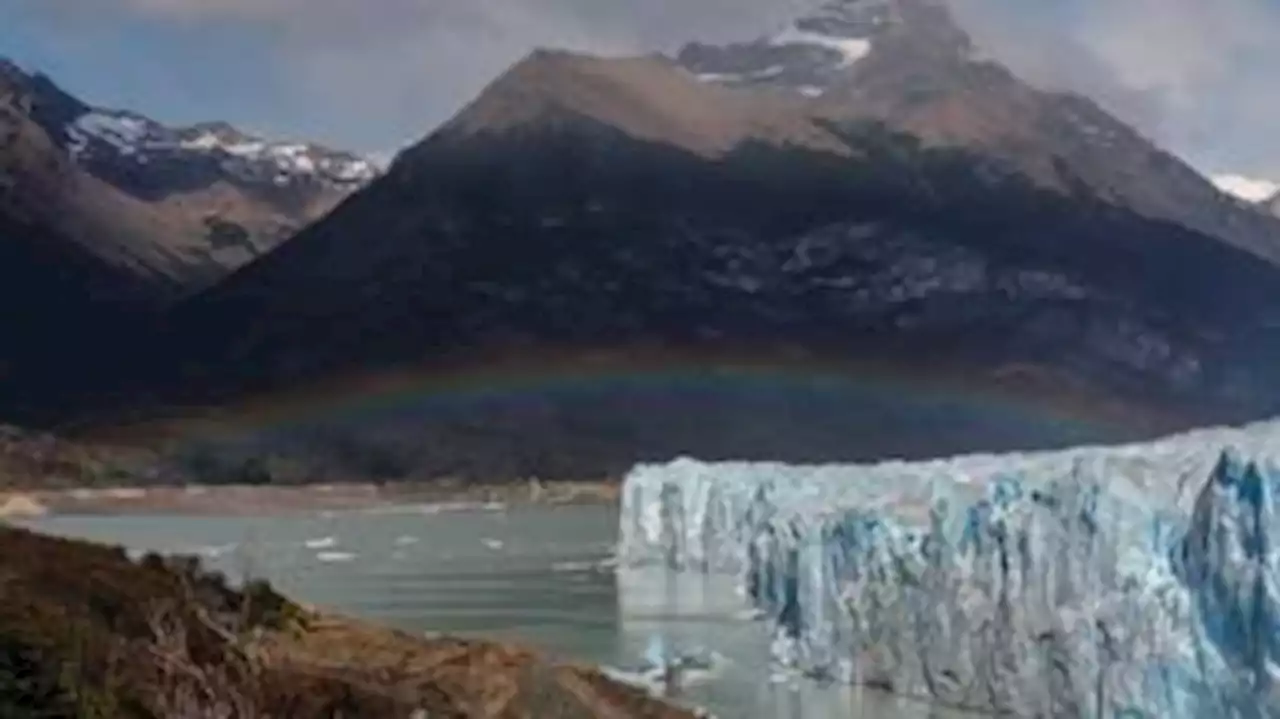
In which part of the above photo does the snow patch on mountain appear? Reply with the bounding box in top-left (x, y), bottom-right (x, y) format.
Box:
top-left (619, 419), bottom-right (1280, 717)
top-left (1212, 174), bottom-right (1280, 204)
top-left (769, 26), bottom-right (872, 68)
top-left (67, 112), bottom-right (150, 156)
top-left (675, 0), bottom-right (889, 98)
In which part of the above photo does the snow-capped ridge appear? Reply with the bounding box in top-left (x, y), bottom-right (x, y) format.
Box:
top-left (66, 108), bottom-right (379, 189)
top-left (1, 56), bottom-right (378, 190)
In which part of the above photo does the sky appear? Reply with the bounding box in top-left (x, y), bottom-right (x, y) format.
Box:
top-left (3, 0), bottom-right (1280, 182)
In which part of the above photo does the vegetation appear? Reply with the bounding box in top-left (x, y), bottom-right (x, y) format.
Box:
top-left (0, 524), bottom-right (296, 718)
top-left (0, 425), bottom-right (158, 490)
top-left (202, 217), bottom-right (257, 255)
top-left (0, 525), bottom-right (691, 718)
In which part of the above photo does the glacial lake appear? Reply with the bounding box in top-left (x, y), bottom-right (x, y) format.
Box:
top-left (21, 504), bottom-right (981, 719)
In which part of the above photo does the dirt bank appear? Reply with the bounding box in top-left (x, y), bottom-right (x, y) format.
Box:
top-left (0, 524), bottom-right (693, 718)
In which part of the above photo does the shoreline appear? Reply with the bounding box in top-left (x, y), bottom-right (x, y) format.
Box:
top-left (0, 523), bottom-right (697, 718)
top-left (0, 478), bottom-right (621, 517)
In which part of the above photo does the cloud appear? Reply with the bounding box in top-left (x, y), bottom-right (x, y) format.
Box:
top-left (951, 0), bottom-right (1280, 177)
top-left (102, 0), bottom-right (796, 43)
top-left (25, 0), bottom-right (794, 150)
top-left (14, 0), bottom-right (1280, 179)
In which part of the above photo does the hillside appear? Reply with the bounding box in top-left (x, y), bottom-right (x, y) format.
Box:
top-left (0, 58), bottom-right (378, 412)
top-left (0, 524), bottom-right (692, 718)
top-left (440, 50), bottom-right (849, 157)
top-left (0, 84), bottom-right (162, 386)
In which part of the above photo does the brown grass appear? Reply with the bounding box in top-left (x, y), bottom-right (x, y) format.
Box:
top-left (263, 616), bottom-right (693, 719)
top-left (0, 525), bottom-right (694, 718)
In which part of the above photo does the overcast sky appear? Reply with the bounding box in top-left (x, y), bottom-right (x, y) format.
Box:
top-left (4, 0), bottom-right (1279, 180)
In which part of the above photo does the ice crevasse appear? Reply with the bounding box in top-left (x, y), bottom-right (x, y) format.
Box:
top-left (617, 420), bottom-right (1280, 717)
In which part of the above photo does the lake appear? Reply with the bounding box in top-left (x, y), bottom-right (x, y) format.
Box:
top-left (20, 504), bottom-right (981, 718)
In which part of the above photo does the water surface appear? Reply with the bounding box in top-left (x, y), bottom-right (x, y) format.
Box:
top-left (24, 505), bottom-right (978, 718)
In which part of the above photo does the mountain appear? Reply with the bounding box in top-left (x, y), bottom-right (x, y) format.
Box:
top-left (26, 0), bottom-right (1280, 478)
top-left (0, 57), bottom-right (379, 295)
top-left (0, 57), bottom-right (378, 407)
top-left (675, 0), bottom-right (1280, 265)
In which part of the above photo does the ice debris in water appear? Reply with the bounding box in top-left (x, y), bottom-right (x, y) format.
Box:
top-left (617, 419), bottom-right (1280, 717)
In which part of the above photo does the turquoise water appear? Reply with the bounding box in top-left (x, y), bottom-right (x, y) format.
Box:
top-left (21, 504), bottom-right (980, 718)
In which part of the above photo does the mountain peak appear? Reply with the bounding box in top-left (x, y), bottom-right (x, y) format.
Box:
top-left (0, 56), bottom-right (24, 81)
top-left (675, 0), bottom-right (970, 99)
top-left (673, 0), bottom-right (1280, 265)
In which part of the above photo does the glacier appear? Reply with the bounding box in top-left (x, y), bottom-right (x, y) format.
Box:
top-left (617, 420), bottom-right (1280, 717)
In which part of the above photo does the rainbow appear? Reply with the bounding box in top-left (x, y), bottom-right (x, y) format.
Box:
top-left (112, 348), bottom-right (1178, 457)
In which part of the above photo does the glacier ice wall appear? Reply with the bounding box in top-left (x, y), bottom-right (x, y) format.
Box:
top-left (617, 420), bottom-right (1280, 717)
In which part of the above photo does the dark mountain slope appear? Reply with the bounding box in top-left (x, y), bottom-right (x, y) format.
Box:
top-left (0, 205), bottom-right (158, 382)
top-left (138, 61), bottom-right (1280, 427)
top-left (0, 74), bottom-right (167, 391)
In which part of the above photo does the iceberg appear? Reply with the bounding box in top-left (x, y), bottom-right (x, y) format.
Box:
top-left (617, 420), bottom-right (1280, 717)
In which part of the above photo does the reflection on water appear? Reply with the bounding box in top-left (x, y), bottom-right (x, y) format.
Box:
top-left (22, 505), bottom-right (978, 718)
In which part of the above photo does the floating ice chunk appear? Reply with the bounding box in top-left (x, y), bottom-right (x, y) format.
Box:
top-left (304, 536), bottom-right (337, 549)
top-left (551, 560), bottom-right (597, 573)
top-left (188, 543), bottom-right (236, 559)
top-left (618, 419), bottom-right (1280, 717)
top-left (315, 551), bottom-right (356, 563)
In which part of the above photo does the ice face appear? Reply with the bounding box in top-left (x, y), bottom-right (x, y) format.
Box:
top-left (617, 420), bottom-right (1280, 717)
